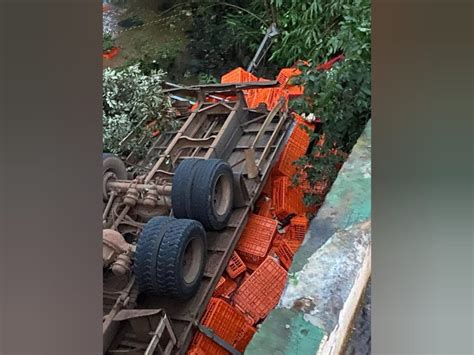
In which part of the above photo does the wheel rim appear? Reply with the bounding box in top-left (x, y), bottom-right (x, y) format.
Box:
top-left (182, 236), bottom-right (204, 284)
top-left (212, 174), bottom-right (232, 216)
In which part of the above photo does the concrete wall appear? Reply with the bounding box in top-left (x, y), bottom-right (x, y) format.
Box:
top-left (246, 120), bottom-right (371, 355)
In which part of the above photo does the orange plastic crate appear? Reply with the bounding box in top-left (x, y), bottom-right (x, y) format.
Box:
top-left (275, 240), bottom-right (294, 270)
top-left (226, 252), bottom-right (247, 279)
top-left (289, 123), bottom-right (311, 149)
top-left (286, 239), bottom-right (303, 253)
top-left (261, 166), bottom-right (282, 196)
top-left (213, 276), bottom-right (237, 299)
top-left (234, 256), bottom-right (288, 324)
top-left (244, 260), bottom-right (261, 272)
top-left (284, 84), bottom-right (304, 97)
top-left (267, 88), bottom-right (285, 110)
top-left (274, 139), bottom-right (307, 178)
top-left (241, 272), bottom-right (252, 284)
top-left (268, 246), bottom-right (278, 258)
top-left (103, 47), bottom-right (120, 60)
top-left (236, 214), bottom-right (277, 264)
top-left (289, 216), bottom-right (309, 241)
top-left (256, 196), bottom-right (273, 218)
top-left (187, 346), bottom-right (206, 355)
top-left (221, 67), bottom-right (257, 84)
top-left (272, 176), bottom-right (306, 219)
top-left (261, 178), bottom-right (273, 197)
top-left (271, 231), bottom-right (284, 248)
top-left (249, 79), bottom-right (277, 108)
top-left (290, 114), bottom-right (315, 149)
top-left (189, 298), bottom-right (256, 354)
top-left (276, 67), bottom-right (301, 86)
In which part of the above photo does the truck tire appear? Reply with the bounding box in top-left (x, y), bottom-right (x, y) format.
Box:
top-left (172, 159), bottom-right (234, 231)
top-left (190, 159), bottom-right (234, 231)
top-left (103, 153), bottom-right (127, 179)
top-left (134, 217), bottom-right (207, 299)
top-left (103, 153), bottom-right (127, 201)
top-left (171, 158), bottom-right (202, 219)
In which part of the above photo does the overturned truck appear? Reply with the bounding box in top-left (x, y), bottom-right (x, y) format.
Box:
top-left (102, 81), bottom-right (295, 354)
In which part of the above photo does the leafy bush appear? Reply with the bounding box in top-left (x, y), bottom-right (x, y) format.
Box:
top-left (102, 64), bottom-right (176, 157)
top-left (286, 0), bottom-right (371, 207)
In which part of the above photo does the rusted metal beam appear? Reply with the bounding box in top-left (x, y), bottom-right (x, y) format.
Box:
top-left (162, 81), bottom-right (280, 97)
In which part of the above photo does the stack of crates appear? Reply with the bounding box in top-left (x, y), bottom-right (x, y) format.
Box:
top-left (220, 67), bottom-right (259, 106)
top-left (190, 65), bottom-right (337, 355)
top-left (246, 78), bottom-right (277, 109)
top-left (274, 215), bottom-right (309, 270)
top-left (221, 67), bottom-right (258, 83)
top-left (276, 67), bottom-right (304, 107)
top-left (219, 66), bottom-right (305, 110)
top-left (274, 140), bottom-right (307, 178)
top-left (289, 216), bottom-right (309, 241)
top-left (272, 176), bottom-right (306, 219)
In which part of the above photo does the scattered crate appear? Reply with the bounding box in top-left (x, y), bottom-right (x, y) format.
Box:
top-left (189, 298), bottom-right (256, 354)
top-left (276, 67), bottom-right (301, 86)
top-left (213, 276), bottom-right (237, 299)
top-left (234, 256), bottom-right (288, 324)
top-left (275, 240), bottom-right (294, 270)
top-left (256, 196), bottom-right (273, 218)
top-left (272, 176), bottom-right (306, 219)
top-left (248, 78), bottom-right (276, 108)
top-left (274, 139), bottom-right (308, 178)
top-left (241, 272), bottom-right (252, 284)
top-left (289, 216), bottom-right (309, 241)
top-left (285, 239), bottom-right (303, 253)
top-left (267, 87), bottom-right (284, 110)
top-left (226, 252), bottom-right (247, 279)
top-left (236, 214), bottom-right (278, 265)
top-left (271, 231), bottom-right (284, 248)
top-left (283, 84), bottom-right (304, 98)
top-left (221, 67), bottom-right (258, 83)
top-left (103, 47), bottom-right (120, 60)
top-left (268, 246), bottom-right (279, 258)
top-left (244, 260), bottom-right (261, 272)
top-left (290, 113), bottom-right (315, 149)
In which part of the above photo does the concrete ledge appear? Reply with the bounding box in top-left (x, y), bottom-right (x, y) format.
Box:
top-left (246, 120), bottom-right (371, 355)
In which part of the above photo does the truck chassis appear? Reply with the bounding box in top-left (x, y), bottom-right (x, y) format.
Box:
top-left (102, 82), bottom-right (293, 354)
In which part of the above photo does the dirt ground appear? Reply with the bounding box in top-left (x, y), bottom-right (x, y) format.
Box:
top-left (102, 0), bottom-right (191, 80)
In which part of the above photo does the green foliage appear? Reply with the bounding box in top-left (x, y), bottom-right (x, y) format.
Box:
top-left (180, 0), bottom-right (371, 209)
top-left (287, 0), bottom-right (371, 207)
top-left (225, 0), bottom-right (269, 53)
top-left (198, 72), bottom-right (218, 84)
top-left (102, 64), bottom-right (176, 157)
top-left (184, 0), bottom-right (267, 78)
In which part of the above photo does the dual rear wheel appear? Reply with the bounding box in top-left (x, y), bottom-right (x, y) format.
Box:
top-left (135, 159), bottom-right (234, 298)
top-left (172, 158), bottom-right (234, 231)
top-left (134, 217), bottom-right (207, 299)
